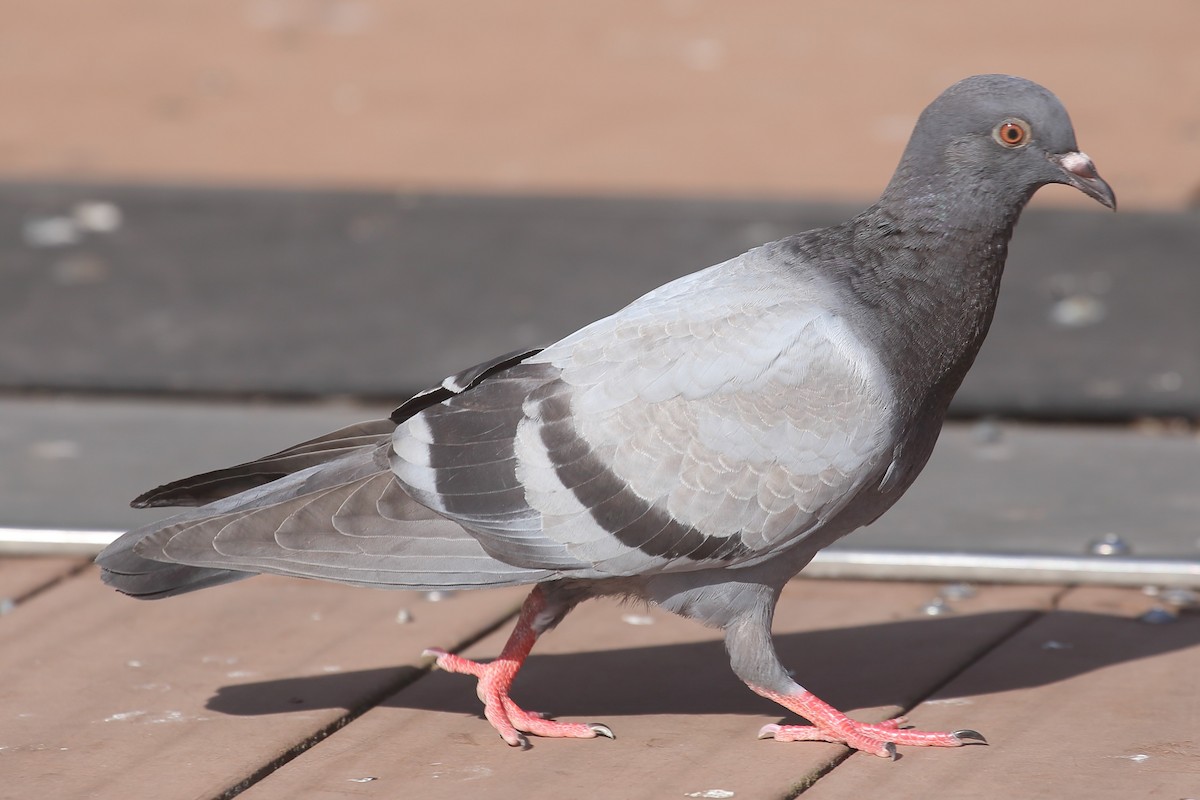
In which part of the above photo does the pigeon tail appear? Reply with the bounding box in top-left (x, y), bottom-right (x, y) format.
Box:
top-left (97, 534), bottom-right (253, 599)
top-left (99, 418), bottom-right (399, 597)
top-left (98, 427), bottom-right (556, 597)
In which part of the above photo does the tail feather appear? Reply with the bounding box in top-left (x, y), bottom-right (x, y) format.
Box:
top-left (98, 544), bottom-right (253, 599)
top-left (131, 419), bottom-right (397, 508)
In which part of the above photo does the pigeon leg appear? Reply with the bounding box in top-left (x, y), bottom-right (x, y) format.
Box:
top-left (750, 685), bottom-right (986, 758)
top-left (424, 585), bottom-right (612, 747)
top-left (725, 611), bottom-right (983, 758)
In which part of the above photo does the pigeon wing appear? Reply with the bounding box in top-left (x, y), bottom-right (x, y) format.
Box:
top-left (392, 252), bottom-right (897, 577)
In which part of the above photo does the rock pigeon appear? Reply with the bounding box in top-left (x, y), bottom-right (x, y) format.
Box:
top-left (97, 74), bottom-right (1115, 758)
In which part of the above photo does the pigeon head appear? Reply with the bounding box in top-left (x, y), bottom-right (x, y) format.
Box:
top-left (884, 74), bottom-right (1116, 213)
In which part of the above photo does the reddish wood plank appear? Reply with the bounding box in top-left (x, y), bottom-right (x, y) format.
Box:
top-left (239, 582), bottom-right (1059, 800)
top-left (0, 557), bottom-right (84, 604)
top-left (0, 3), bottom-right (1181, 209)
top-left (0, 568), bottom-right (523, 800)
top-left (801, 586), bottom-right (1200, 799)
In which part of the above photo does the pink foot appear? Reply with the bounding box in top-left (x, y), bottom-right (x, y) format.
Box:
top-left (424, 647), bottom-right (612, 746)
top-left (751, 688), bottom-right (985, 758)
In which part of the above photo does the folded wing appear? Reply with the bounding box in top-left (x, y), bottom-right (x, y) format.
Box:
top-left (392, 252), bottom-right (897, 577)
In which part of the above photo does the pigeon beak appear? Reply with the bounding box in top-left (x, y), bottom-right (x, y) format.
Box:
top-left (1051, 151), bottom-right (1117, 210)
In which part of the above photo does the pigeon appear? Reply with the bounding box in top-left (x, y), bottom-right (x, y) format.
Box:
top-left (97, 74), bottom-right (1115, 758)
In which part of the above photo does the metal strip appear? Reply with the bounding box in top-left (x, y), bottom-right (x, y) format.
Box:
top-left (807, 549), bottom-right (1200, 587)
top-left (2, 528), bottom-right (1199, 587)
top-left (0, 528), bottom-right (120, 557)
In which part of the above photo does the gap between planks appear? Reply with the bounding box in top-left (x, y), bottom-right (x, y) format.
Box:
top-left (212, 599), bottom-right (524, 800)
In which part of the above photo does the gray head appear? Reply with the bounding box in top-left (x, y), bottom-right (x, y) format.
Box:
top-left (883, 74), bottom-right (1115, 213)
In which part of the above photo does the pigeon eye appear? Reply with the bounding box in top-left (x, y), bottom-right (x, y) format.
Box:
top-left (994, 120), bottom-right (1030, 148)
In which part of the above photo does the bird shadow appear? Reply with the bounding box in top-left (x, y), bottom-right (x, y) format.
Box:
top-left (206, 608), bottom-right (1200, 723)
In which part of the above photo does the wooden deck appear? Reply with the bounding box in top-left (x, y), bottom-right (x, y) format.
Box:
top-left (4, 559), bottom-right (1197, 799)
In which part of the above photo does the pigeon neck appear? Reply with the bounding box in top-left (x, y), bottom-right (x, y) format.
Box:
top-left (875, 172), bottom-right (1032, 239)
top-left (876, 145), bottom-right (1036, 237)
top-left (836, 174), bottom-right (1034, 425)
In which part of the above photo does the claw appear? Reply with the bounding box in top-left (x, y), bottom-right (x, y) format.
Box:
top-left (952, 729), bottom-right (988, 745)
top-left (882, 741), bottom-right (897, 760)
top-left (757, 723), bottom-right (781, 740)
top-left (505, 731), bottom-right (531, 750)
top-left (422, 647), bottom-right (447, 659)
top-left (588, 723), bottom-right (615, 740)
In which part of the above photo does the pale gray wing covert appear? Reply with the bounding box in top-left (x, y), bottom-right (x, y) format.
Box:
top-left (391, 252), bottom-right (897, 578)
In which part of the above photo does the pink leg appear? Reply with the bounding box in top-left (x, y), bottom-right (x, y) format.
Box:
top-left (424, 586), bottom-right (613, 747)
top-left (750, 686), bottom-right (986, 758)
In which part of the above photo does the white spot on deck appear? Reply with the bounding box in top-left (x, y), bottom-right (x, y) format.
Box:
top-left (202, 655), bottom-right (239, 665)
top-left (104, 710), bottom-right (147, 722)
top-left (1117, 753), bottom-right (1150, 763)
top-left (428, 764), bottom-right (494, 781)
top-left (28, 440), bottom-right (81, 460)
top-left (23, 216), bottom-right (80, 248)
top-left (73, 201), bottom-right (123, 233)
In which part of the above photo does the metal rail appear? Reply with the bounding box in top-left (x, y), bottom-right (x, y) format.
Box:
top-left (806, 548), bottom-right (1200, 588)
top-left (0, 528), bottom-right (121, 557)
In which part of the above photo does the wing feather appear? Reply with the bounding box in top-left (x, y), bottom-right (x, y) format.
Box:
top-left (390, 250), bottom-right (896, 578)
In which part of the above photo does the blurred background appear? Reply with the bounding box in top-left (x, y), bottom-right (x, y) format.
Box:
top-left (1, 1), bottom-right (1197, 565)
top-left (2, 0), bottom-right (1196, 206)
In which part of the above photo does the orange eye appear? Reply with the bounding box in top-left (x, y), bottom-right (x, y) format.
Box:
top-left (995, 120), bottom-right (1030, 148)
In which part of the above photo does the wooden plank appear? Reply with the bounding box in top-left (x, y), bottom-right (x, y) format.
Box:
top-left (2, 183), bottom-right (1195, 417)
top-left (846, 421), bottom-right (1200, 560)
top-left (0, 2), bottom-right (1186, 210)
top-left (0, 397), bottom-right (389, 532)
top-left (238, 582), bottom-right (1059, 800)
top-left (0, 185), bottom-right (845, 397)
top-left (800, 586), bottom-right (1200, 799)
top-left (0, 557), bottom-right (83, 604)
top-left (965, 210), bottom-right (1200, 419)
top-left (0, 568), bottom-right (523, 800)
